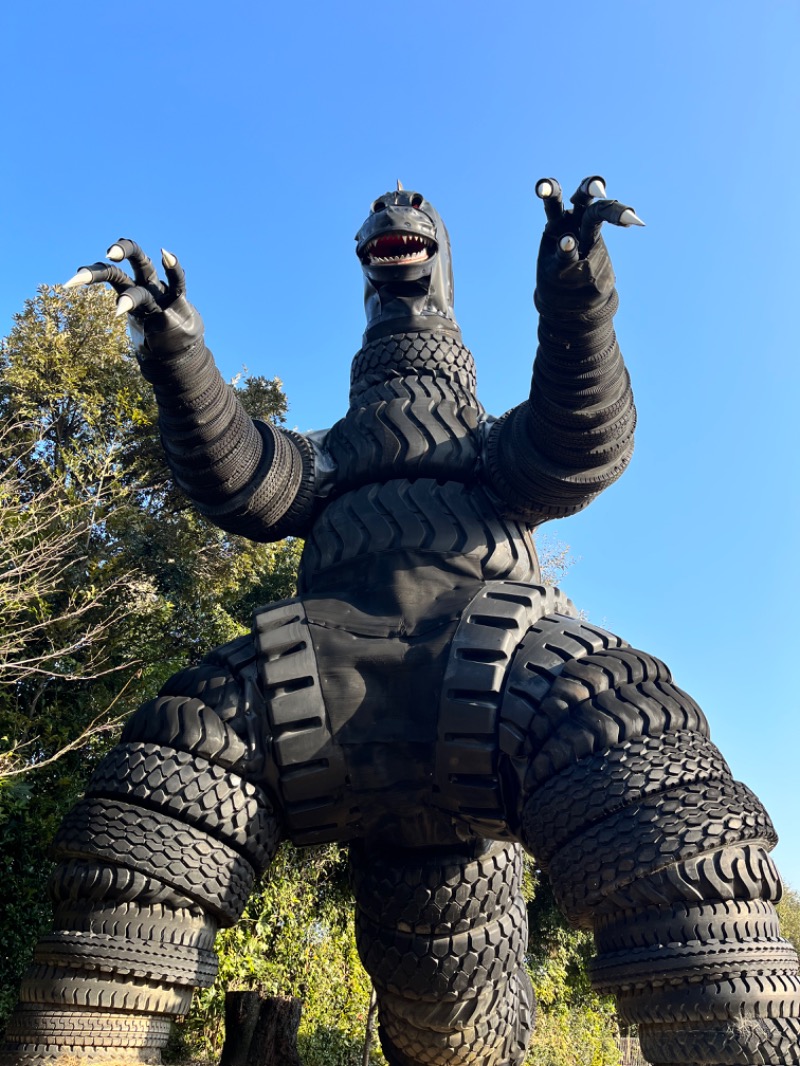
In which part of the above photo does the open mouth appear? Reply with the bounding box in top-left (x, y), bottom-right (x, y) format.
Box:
top-left (361, 232), bottom-right (436, 266)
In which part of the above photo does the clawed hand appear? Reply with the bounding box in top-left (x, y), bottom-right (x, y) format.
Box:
top-left (534, 176), bottom-right (644, 298)
top-left (63, 240), bottom-right (200, 352)
top-left (64, 240), bottom-right (187, 317)
top-left (535, 175), bottom-right (644, 258)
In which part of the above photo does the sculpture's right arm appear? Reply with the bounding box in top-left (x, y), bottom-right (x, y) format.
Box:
top-left (66, 240), bottom-right (317, 541)
top-left (139, 322), bottom-right (316, 542)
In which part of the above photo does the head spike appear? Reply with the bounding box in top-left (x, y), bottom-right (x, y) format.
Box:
top-left (397, 179), bottom-right (404, 191)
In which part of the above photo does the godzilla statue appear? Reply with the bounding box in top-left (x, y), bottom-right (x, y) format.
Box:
top-left (3, 177), bottom-right (799, 1066)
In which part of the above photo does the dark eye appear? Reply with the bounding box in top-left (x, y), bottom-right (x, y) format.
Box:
top-left (372, 200), bottom-right (386, 213)
top-left (411, 194), bottom-right (423, 208)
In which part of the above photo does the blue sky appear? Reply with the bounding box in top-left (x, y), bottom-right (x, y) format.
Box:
top-left (2, 2), bottom-right (799, 887)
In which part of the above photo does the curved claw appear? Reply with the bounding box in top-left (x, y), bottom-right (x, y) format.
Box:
top-left (557, 234), bottom-right (579, 262)
top-left (63, 268), bottom-right (94, 290)
top-left (536, 178), bottom-right (561, 200)
top-left (619, 208), bottom-right (645, 227)
top-left (536, 176), bottom-right (564, 223)
top-left (114, 294), bottom-right (135, 317)
top-left (107, 239), bottom-right (161, 289)
top-left (579, 200), bottom-right (645, 254)
top-left (571, 175), bottom-right (607, 207)
top-left (64, 262), bottom-right (134, 293)
top-left (113, 284), bottom-right (160, 317)
top-left (107, 238), bottom-right (140, 262)
top-left (161, 248), bottom-right (186, 298)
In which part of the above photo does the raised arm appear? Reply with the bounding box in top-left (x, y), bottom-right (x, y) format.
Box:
top-left (65, 241), bottom-right (316, 541)
top-left (484, 176), bottom-right (642, 524)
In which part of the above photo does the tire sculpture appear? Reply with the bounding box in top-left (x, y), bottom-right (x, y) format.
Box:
top-left (3, 177), bottom-right (798, 1065)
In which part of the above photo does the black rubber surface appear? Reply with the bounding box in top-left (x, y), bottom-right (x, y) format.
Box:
top-left (349, 331), bottom-right (477, 401)
top-left (87, 741), bottom-right (280, 872)
top-left (53, 797), bottom-right (254, 925)
top-left (351, 841), bottom-right (531, 1066)
top-left (639, 1016), bottom-right (800, 1064)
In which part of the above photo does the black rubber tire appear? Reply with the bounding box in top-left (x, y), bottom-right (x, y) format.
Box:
top-left (499, 615), bottom-right (627, 806)
top-left (522, 729), bottom-right (731, 864)
top-left (52, 797), bottom-right (254, 925)
top-left (528, 670), bottom-right (707, 790)
top-left (32, 931), bottom-right (219, 986)
top-left (51, 899), bottom-right (218, 951)
top-left (87, 742), bottom-right (280, 873)
top-left (615, 973), bottom-right (800, 1026)
top-left (349, 331), bottom-right (477, 402)
top-left (356, 894), bottom-right (528, 1001)
top-left (594, 899), bottom-right (783, 953)
top-left (378, 969), bottom-right (533, 1065)
top-left (49, 859), bottom-right (197, 911)
top-left (545, 778), bottom-right (775, 925)
top-left (351, 841), bottom-right (533, 1066)
top-left (598, 843), bottom-right (783, 913)
top-left (4, 1008), bottom-right (171, 1046)
top-left (638, 1016), bottom-right (800, 1064)
top-left (299, 479), bottom-right (539, 581)
top-left (349, 840), bottom-right (523, 934)
top-left (16, 966), bottom-right (193, 1015)
top-left (121, 694), bottom-right (249, 771)
top-left (0, 1049), bottom-right (159, 1065)
top-left (590, 938), bottom-right (799, 993)
top-left (328, 374), bottom-right (480, 491)
top-left (436, 583), bottom-right (576, 837)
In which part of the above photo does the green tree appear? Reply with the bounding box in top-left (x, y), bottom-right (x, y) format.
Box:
top-left (0, 284), bottom-right (299, 1024)
top-left (174, 845), bottom-right (377, 1066)
top-left (777, 886), bottom-right (800, 955)
top-left (524, 874), bottom-right (620, 1066)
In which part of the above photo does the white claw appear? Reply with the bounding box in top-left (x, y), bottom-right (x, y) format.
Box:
top-left (161, 248), bottom-right (178, 268)
top-left (536, 180), bottom-right (554, 199)
top-left (63, 268), bottom-right (93, 290)
top-left (588, 179), bottom-right (607, 200)
top-left (559, 234), bottom-right (578, 253)
top-left (619, 209), bottom-right (646, 227)
top-left (114, 294), bottom-right (134, 317)
top-left (107, 244), bottom-right (125, 262)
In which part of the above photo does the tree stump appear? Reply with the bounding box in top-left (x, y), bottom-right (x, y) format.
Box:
top-left (219, 991), bottom-right (303, 1066)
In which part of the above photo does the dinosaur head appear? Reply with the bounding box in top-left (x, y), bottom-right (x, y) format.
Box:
top-left (355, 188), bottom-right (459, 342)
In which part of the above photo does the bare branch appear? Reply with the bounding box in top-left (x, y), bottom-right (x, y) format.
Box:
top-left (0, 670), bottom-right (141, 781)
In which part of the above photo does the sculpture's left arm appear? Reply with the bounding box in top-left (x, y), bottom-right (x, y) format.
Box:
top-left (65, 241), bottom-right (317, 542)
top-left (484, 178), bottom-right (640, 523)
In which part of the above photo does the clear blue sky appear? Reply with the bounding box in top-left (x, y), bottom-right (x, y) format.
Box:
top-left (2, 2), bottom-right (799, 887)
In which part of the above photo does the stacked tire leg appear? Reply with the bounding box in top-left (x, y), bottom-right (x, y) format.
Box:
top-left (2, 637), bottom-right (282, 1063)
top-left (350, 840), bottom-right (533, 1066)
top-left (503, 614), bottom-right (800, 1065)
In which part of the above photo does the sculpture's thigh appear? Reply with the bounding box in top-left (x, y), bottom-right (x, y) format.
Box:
top-left (503, 614), bottom-right (800, 1064)
top-left (3, 636), bottom-right (282, 1062)
top-left (350, 840), bottom-right (533, 1066)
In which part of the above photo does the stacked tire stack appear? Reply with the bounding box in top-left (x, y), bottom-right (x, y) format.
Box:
top-left (2, 638), bottom-right (281, 1062)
